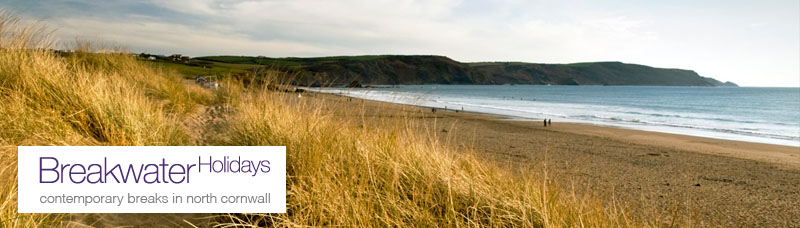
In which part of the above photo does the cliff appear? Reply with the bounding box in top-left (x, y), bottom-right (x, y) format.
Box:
top-left (194, 55), bottom-right (737, 87)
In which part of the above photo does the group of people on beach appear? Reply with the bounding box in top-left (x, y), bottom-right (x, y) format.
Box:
top-left (431, 106), bottom-right (465, 113)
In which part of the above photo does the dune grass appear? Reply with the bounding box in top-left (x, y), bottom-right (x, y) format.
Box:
top-left (0, 11), bottom-right (653, 227)
top-left (0, 11), bottom-right (212, 227)
top-left (202, 75), bottom-right (645, 227)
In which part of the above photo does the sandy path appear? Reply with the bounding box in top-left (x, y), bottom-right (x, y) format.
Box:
top-left (63, 104), bottom-right (223, 228)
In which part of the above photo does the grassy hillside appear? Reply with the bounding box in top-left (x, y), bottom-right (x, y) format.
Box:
top-left (470, 61), bottom-right (729, 86)
top-left (0, 12), bottom-right (658, 227)
top-left (196, 55), bottom-right (737, 87)
top-left (194, 55), bottom-right (481, 86)
top-left (144, 58), bottom-right (259, 77)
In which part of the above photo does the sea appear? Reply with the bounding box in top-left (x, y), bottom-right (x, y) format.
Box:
top-left (315, 85), bottom-right (800, 147)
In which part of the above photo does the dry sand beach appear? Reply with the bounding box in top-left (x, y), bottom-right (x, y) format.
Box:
top-left (309, 92), bottom-right (800, 227)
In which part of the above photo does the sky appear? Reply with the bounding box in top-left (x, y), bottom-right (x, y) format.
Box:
top-left (2, 0), bottom-right (798, 87)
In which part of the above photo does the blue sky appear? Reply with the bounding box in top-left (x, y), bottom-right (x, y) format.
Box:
top-left (2, 0), bottom-right (798, 87)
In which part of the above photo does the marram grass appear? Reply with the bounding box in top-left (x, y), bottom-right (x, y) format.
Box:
top-left (208, 76), bottom-right (644, 227)
top-left (0, 11), bottom-right (211, 227)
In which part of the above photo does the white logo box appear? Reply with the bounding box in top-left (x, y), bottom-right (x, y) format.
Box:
top-left (18, 146), bottom-right (286, 213)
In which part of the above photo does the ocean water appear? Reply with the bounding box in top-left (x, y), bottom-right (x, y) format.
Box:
top-left (316, 85), bottom-right (800, 147)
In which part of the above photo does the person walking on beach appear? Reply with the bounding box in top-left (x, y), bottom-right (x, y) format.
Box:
top-left (548, 119), bottom-right (551, 126)
top-left (544, 119), bottom-right (547, 127)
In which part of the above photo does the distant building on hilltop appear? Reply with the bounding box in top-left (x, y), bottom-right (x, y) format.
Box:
top-left (168, 54), bottom-right (191, 63)
top-left (137, 53), bottom-right (158, 60)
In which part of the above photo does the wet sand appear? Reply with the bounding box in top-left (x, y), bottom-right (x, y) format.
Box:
top-left (312, 92), bottom-right (800, 227)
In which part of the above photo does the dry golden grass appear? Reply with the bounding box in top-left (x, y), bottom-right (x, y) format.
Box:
top-left (203, 75), bottom-right (648, 227)
top-left (0, 10), bottom-right (653, 227)
top-left (0, 11), bottom-right (212, 227)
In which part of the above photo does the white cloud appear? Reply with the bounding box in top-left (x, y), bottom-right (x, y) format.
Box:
top-left (48, 1), bottom-right (663, 63)
top-left (51, 17), bottom-right (337, 56)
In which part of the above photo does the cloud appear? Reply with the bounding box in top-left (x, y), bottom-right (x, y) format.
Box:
top-left (149, 0), bottom-right (220, 15)
top-left (44, 0), bottom-right (660, 63)
top-left (51, 17), bottom-right (337, 56)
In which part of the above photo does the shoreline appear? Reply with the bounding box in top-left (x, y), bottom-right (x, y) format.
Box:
top-left (308, 91), bottom-right (800, 226)
top-left (311, 87), bottom-right (800, 148)
top-left (315, 90), bottom-right (800, 169)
